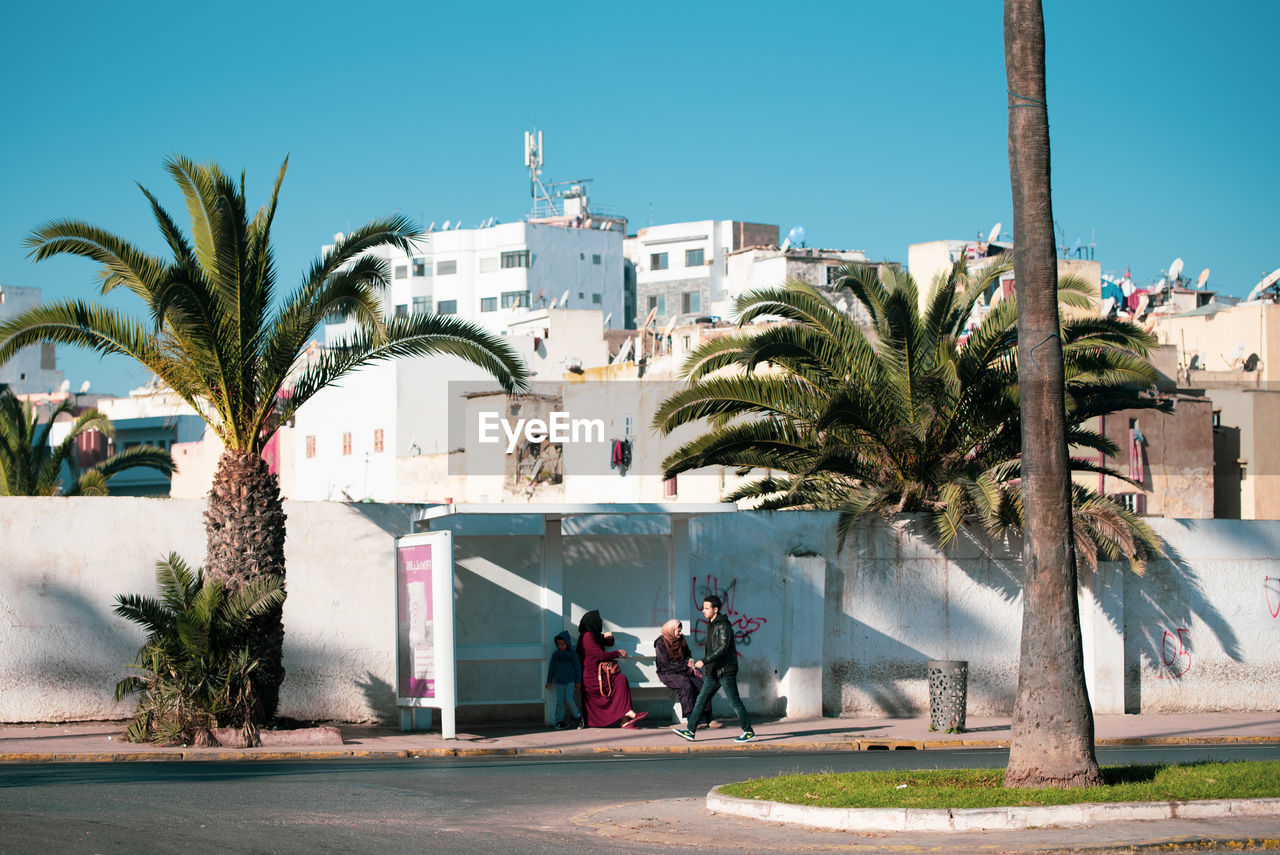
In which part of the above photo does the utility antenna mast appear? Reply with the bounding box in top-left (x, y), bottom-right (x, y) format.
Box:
top-left (524, 129), bottom-right (556, 216)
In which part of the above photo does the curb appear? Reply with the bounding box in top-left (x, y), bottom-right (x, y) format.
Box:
top-left (705, 788), bottom-right (1280, 832)
top-left (2, 734), bottom-right (1278, 764)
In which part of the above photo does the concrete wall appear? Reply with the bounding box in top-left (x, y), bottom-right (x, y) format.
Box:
top-left (2, 500), bottom-right (1277, 724)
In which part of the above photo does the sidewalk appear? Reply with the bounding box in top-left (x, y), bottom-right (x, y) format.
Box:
top-left (2, 712), bottom-right (1277, 762)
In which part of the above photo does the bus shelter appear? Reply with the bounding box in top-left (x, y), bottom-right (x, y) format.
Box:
top-left (396, 503), bottom-right (737, 736)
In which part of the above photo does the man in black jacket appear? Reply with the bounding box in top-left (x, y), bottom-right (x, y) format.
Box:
top-left (672, 594), bottom-right (755, 743)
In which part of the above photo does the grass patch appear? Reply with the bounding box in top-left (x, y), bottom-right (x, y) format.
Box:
top-left (718, 761), bottom-right (1280, 809)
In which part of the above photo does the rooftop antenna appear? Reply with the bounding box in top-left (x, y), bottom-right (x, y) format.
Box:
top-left (1196, 268), bottom-right (1210, 290)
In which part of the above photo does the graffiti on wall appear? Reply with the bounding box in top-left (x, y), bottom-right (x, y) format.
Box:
top-left (1154, 627), bottom-right (1192, 679)
top-left (689, 574), bottom-right (768, 648)
top-left (1266, 576), bottom-right (1280, 619)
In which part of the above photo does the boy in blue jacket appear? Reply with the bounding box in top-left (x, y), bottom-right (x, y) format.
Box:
top-left (545, 630), bottom-right (584, 729)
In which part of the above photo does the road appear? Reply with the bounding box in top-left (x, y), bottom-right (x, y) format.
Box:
top-left (1, 745), bottom-right (1278, 854)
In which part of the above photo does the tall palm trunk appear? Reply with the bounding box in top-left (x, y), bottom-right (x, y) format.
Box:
top-left (1003, 0), bottom-right (1103, 788)
top-left (205, 450), bottom-right (287, 721)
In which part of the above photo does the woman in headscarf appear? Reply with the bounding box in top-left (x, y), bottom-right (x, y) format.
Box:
top-left (654, 619), bottom-right (716, 728)
top-left (577, 610), bottom-right (648, 728)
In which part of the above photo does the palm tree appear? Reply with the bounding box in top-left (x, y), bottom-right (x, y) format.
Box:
top-left (653, 262), bottom-right (1168, 573)
top-left (114, 552), bottom-right (285, 746)
top-left (0, 155), bottom-right (528, 720)
top-left (1003, 0), bottom-right (1102, 788)
top-left (0, 389), bottom-right (175, 496)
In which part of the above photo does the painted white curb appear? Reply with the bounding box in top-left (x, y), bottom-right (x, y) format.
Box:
top-left (706, 788), bottom-right (1280, 832)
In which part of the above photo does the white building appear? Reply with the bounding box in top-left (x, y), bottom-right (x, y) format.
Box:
top-left (0, 285), bottom-right (64, 394)
top-left (623, 221), bottom-right (873, 327)
top-left (323, 220), bottom-right (627, 346)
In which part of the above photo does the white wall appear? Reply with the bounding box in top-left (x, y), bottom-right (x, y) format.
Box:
top-left (3, 501), bottom-right (1277, 724)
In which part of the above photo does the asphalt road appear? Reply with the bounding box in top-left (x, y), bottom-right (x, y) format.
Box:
top-left (1, 745), bottom-right (1278, 855)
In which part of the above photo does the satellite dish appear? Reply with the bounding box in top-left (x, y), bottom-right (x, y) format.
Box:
top-left (1197, 268), bottom-right (1210, 289)
top-left (559, 289), bottom-right (571, 307)
top-left (602, 312), bottom-right (612, 327)
top-left (642, 307), bottom-right (658, 330)
top-left (611, 337), bottom-right (633, 365)
top-left (662, 313), bottom-right (679, 338)
top-left (987, 222), bottom-right (1002, 244)
top-left (59, 379), bottom-right (70, 394)
top-left (1246, 267), bottom-right (1280, 301)
top-left (1071, 237), bottom-right (1082, 256)
top-left (79, 381), bottom-right (91, 394)
top-left (1230, 341), bottom-right (1247, 365)
top-left (1099, 296), bottom-right (1116, 317)
top-left (426, 222), bottom-right (435, 232)
top-left (442, 220), bottom-right (451, 231)
top-left (534, 288), bottom-right (545, 305)
top-left (548, 296), bottom-right (558, 310)
top-left (1168, 257), bottom-right (1184, 283)
top-left (333, 233), bottom-right (344, 245)
top-left (785, 225), bottom-right (806, 247)
top-left (780, 237), bottom-right (791, 251)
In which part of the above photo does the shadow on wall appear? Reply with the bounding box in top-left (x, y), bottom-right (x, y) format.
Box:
top-left (2, 579), bottom-right (139, 722)
top-left (354, 671), bottom-right (397, 724)
top-left (343, 503), bottom-right (418, 537)
top-left (1121, 522), bottom-right (1244, 713)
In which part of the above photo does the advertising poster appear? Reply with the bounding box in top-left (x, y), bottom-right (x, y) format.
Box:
top-left (397, 541), bottom-right (435, 699)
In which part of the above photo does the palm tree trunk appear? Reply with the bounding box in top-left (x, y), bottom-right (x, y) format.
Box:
top-left (1003, 0), bottom-right (1103, 788)
top-left (205, 449), bottom-right (287, 722)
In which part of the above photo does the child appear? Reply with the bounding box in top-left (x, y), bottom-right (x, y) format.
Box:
top-left (545, 630), bottom-right (584, 729)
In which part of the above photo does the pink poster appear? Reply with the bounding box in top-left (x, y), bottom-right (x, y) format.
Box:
top-left (397, 542), bottom-right (435, 698)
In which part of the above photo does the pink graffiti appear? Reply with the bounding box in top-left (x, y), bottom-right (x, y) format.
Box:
top-left (1266, 576), bottom-right (1280, 619)
top-left (1155, 628), bottom-right (1192, 679)
top-left (689, 574), bottom-right (768, 649)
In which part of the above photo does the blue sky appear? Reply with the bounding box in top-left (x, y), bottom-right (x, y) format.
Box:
top-left (2, 1), bottom-right (1276, 395)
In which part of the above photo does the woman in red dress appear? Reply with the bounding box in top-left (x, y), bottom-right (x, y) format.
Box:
top-left (576, 610), bottom-right (649, 728)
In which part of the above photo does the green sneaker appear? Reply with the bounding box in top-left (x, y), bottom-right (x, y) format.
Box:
top-left (672, 727), bottom-right (695, 741)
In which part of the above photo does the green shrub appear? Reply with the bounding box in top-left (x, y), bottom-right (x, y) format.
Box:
top-left (113, 553), bottom-right (284, 746)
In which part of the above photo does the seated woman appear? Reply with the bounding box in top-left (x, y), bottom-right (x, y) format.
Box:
top-left (576, 610), bottom-right (649, 728)
top-left (654, 619), bottom-right (717, 728)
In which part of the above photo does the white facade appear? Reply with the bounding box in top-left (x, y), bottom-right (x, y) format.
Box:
top-left (624, 220), bottom-right (779, 328)
top-left (323, 221), bottom-right (625, 344)
top-left (0, 285), bottom-right (64, 394)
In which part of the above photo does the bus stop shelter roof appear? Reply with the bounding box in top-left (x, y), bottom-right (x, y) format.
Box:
top-left (414, 502), bottom-right (738, 524)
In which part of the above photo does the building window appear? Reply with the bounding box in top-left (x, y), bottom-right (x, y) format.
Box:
top-left (412, 296), bottom-right (429, 314)
top-left (437, 300), bottom-right (457, 314)
top-left (664, 475), bottom-right (678, 498)
top-left (592, 254), bottom-right (602, 265)
top-left (41, 343), bottom-right (56, 370)
top-left (685, 248), bottom-right (704, 267)
top-left (501, 250), bottom-right (531, 269)
top-left (501, 290), bottom-right (529, 309)
top-left (650, 252), bottom-right (668, 271)
top-left (481, 297), bottom-right (498, 312)
top-left (342, 433), bottom-right (352, 456)
top-left (413, 257), bottom-right (428, 277)
top-left (306, 436), bottom-right (316, 459)
top-left (647, 294), bottom-right (666, 317)
top-left (374, 429), bottom-right (384, 453)
top-left (394, 304), bottom-right (408, 318)
top-left (592, 293), bottom-right (602, 304)
top-left (682, 291), bottom-right (700, 314)
top-left (479, 256), bottom-right (499, 273)
top-left (394, 265), bottom-right (408, 280)
top-left (437, 260), bottom-right (457, 275)
top-left (826, 265), bottom-right (842, 285)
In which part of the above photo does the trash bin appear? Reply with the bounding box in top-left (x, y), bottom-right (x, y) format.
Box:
top-left (927, 659), bottom-right (968, 732)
